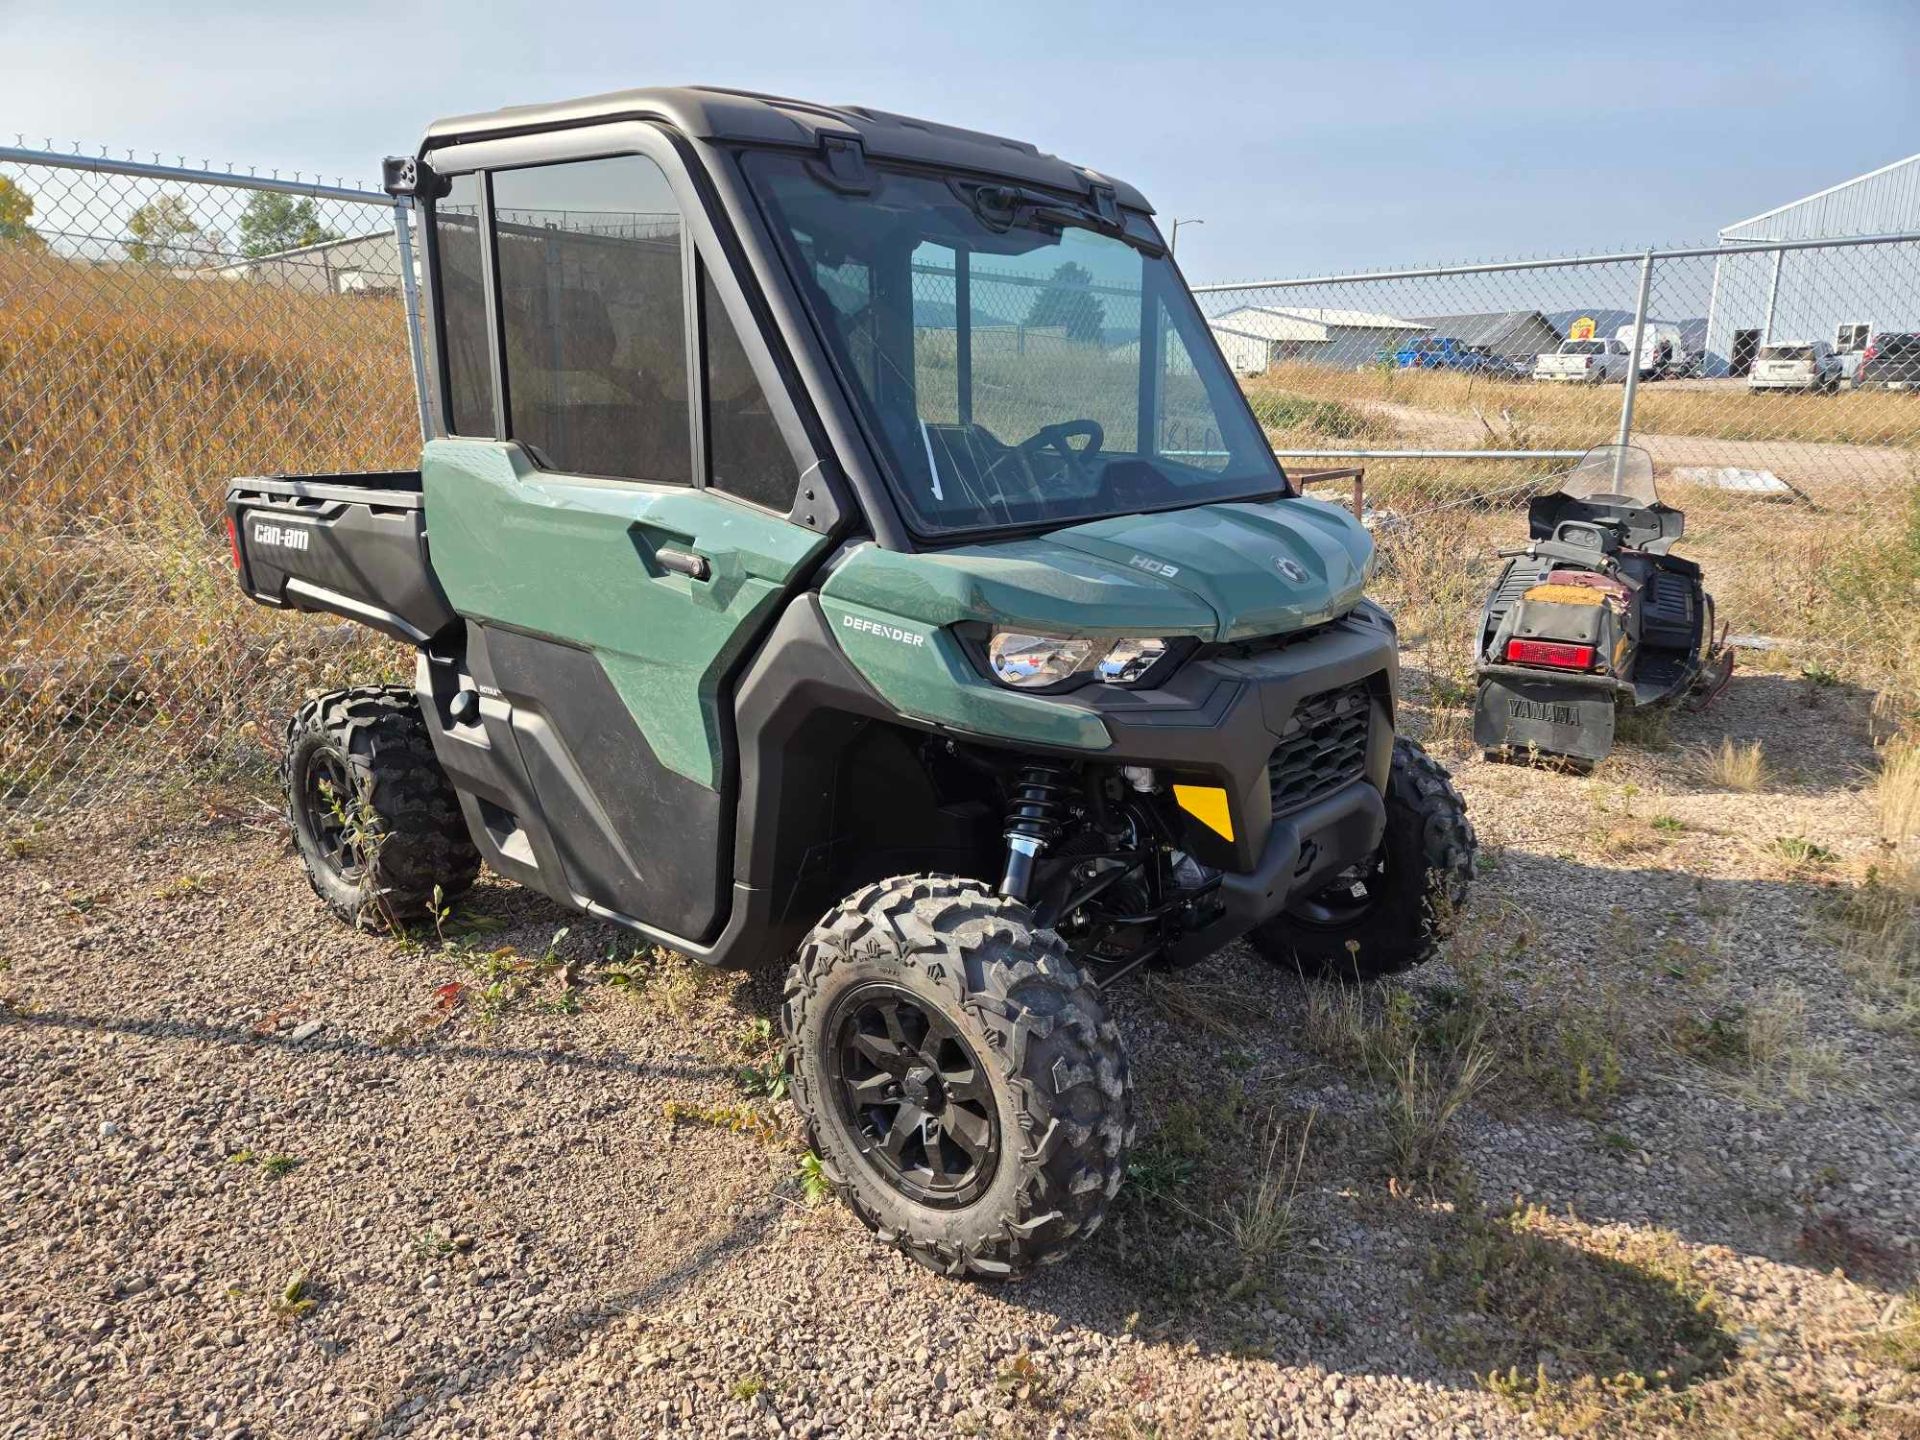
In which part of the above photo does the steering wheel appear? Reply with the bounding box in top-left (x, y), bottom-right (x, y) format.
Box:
top-left (1016, 420), bottom-right (1105, 468)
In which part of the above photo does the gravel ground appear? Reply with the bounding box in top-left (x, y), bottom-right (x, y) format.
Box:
top-left (3, 667), bottom-right (1916, 1439)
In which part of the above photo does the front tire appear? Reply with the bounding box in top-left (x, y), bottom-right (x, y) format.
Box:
top-left (1249, 738), bottom-right (1476, 982)
top-left (782, 876), bottom-right (1131, 1279)
top-left (284, 686), bottom-right (480, 928)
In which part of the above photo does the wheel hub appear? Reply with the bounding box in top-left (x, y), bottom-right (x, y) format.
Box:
top-left (824, 984), bottom-right (1001, 1209)
top-left (901, 1066), bottom-right (940, 1109)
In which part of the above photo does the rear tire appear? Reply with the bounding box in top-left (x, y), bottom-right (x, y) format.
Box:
top-left (1249, 738), bottom-right (1475, 982)
top-left (284, 686), bottom-right (480, 928)
top-left (783, 875), bottom-right (1131, 1279)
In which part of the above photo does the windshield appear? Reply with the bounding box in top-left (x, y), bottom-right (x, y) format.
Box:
top-left (1761, 344), bottom-right (1814, 361)
top-left (1556, 445), bottom-right (1657, 505)
top-left (1563, 340), bottom-right (1604, 355)
top-left (743, 153), bottom-right (1285, 535)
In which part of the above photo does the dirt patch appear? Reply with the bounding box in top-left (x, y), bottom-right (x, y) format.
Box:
top-left (2, 670), bottom-right (1917, 1438)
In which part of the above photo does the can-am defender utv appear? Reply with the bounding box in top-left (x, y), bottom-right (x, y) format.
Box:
top-left (227, 88), bottom-right (1475, 1277)
top-left (1473, 445), bottom-right (1731, 769)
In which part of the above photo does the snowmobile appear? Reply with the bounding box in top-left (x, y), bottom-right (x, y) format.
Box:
top-left (1473, 445), bottom-right (1731, 768)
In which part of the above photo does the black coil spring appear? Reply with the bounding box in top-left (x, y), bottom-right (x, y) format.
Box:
top-left (1004, 763), bottom-right (1072, 846)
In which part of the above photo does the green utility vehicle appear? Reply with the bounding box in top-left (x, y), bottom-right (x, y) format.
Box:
top-left (228, 88), bottom-right (1475, 1277)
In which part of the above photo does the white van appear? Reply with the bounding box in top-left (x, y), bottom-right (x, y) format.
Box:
top-left (1617, 324), bottom-right (1701, 379)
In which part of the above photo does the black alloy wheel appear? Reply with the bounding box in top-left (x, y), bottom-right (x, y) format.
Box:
top-left (825, 983), bottom-right (1000, 1207)
top-left (299, 747), bottom-right (364, 885)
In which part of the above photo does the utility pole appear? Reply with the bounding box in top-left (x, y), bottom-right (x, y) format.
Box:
top-left (1170, 217), bottom-right (1204, 255)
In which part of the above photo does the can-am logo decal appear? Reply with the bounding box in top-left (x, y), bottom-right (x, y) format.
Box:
top-left (1274, 555), bottom-right (1308, 583)
top-left (840, 613), bottom-right (926, 647)
top-left (252, 521), bottom-right (310, 552)
top-left (1128, 554), bottom-right (1180, 579)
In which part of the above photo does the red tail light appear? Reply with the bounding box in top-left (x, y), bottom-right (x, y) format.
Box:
top-left (225, 514), bottom-right (243, 572)
top-left (1862, 343), bottom-right (1878, 367)
top-left (1506, 638), bottom-right (1595, 670)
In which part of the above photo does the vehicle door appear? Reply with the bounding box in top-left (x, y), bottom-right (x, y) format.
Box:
top-left (417, 129), bottom-right (832, 943)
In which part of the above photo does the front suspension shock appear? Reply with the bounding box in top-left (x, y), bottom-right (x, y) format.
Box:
top-left (998, 763), bottom-right (1072, 902)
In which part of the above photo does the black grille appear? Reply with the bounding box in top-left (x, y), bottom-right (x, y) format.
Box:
top-left (1268, 682), bottom-right (1373, 817)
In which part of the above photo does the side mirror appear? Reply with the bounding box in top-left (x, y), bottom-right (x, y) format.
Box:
top-left (383, 155), bottom-right (450, 200)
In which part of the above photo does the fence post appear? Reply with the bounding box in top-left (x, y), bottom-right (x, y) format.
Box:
top-left (1762, 247), bottom-right (1784, 345)
top-left (1615, 248), bottom-right (1655, 471)
top-left (392, 198), bottom-right (432, 440)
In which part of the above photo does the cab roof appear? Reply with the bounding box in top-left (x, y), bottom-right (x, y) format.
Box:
top-left (422, 85), bottom-right (1152, 213)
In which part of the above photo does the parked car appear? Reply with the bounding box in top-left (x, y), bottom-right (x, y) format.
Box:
top-left (1858, 331), bottom-right (1920, 391)
top-left (1747, 340), bottom-right (1844, 394)
top-left (1533, 338), bottom-right (1632, 384)
top-left (1467, 345), bottom-right (1531, 379)
top-left (1394, 336), bottom-right (1525, 376)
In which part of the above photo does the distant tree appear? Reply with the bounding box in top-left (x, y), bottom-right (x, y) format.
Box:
top-left (0, 176), bottom-right (48, 251)
top-left (1023, 261), bottom-right (1106, 344)
top-left (125, 193), bottom-right (202, 263)
top-left (237, 192), bottom-right (340, 258)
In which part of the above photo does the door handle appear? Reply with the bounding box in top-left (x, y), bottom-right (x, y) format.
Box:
top-left (655, 547), bottom-right (711, 581)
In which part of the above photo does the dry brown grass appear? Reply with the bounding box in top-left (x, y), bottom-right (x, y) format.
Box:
top-left (0, 247), bottom-right (414, 806)
top-left (1829, 731), bottom-right (1920, 1035)
top-left (1696, 739), bottom-right (1769, 793)
top-left (1879, 734), bottom-right (1920, 852)
top-left (1255, 360), bottom-right (1920, 449)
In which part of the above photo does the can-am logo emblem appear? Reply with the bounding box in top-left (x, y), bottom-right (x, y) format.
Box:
top-left (1274, 555), bottom-right (1308, 583)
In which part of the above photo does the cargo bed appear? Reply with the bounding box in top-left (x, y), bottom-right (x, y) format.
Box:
top-left (226, 472), bottom-right (456, 644)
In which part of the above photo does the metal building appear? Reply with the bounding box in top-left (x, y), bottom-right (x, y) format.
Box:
top-left (204, 230), bottom-right (409, 294)
top-left (1704, 152), bottom-right (1920, 375)
top-left (1206, 305), bottom-right (1428, 374)
top-left (1409, 310), bottom-right (1564, 363)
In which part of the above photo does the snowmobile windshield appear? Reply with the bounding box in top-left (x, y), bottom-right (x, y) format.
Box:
top-left (1555, 445), bottom-right (1657, 506)
top-left (742, 152), bottom-right (1287, 537)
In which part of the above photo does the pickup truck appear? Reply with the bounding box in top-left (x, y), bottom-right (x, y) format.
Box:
top-left (1395, 336), bottom-right (1472, 370)
top-left (1532, 337), bottom-right (1633, 384)
top-left (1393, 337), bottom-right (1521, 376)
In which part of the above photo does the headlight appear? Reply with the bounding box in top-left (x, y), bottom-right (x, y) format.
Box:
top-left (986, 632), bottom-right (1097, 688)
top-left (1094, 636), bottom-right (1168, 684)
top-left (986, 630), bottom-right (1172, 689)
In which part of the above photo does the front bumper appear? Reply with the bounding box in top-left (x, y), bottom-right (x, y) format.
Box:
top-left (1040, 605), bottom-right (1399, 876)
top-left (1164, 777), bottom-right (1385, 964)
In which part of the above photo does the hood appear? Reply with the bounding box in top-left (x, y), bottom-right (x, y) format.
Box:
top-left (1047, 496), bottom-right (1373, 641)
top-left (820, 494), bottom-right (1372, 643)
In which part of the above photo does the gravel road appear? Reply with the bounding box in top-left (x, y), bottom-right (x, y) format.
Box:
top-left (3, 668), bottom-right (1915, 1438)
top-left (1351, 395), bottom-right (1913, 496)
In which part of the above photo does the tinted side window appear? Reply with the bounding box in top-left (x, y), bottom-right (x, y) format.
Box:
top-left (492, 155), bottom-right (690, 483)
top-left (701, 267), bottom-right (793, 511)
top-left (434, 173), bottom-right (494, 436)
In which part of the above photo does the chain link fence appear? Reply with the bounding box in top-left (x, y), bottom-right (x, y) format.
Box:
top-left (0, 146), bottom-right (425, 820)
top-left (1193, 235), bottom-right (1920, 716)
top-left (4, 140), bottom-right (1919, 822)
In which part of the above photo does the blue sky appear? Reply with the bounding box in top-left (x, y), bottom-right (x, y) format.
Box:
top-left (7, 0), bottom-right (1915, 280)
